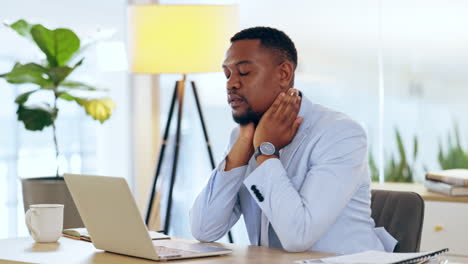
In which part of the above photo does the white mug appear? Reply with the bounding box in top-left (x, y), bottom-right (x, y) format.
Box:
top-left (25, 204), bottom-right (64, 243)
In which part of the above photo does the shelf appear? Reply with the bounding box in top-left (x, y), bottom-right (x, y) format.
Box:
top-left (371, 183), bottom-right (468, 203)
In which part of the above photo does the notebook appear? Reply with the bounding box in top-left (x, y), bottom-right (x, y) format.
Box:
top-left (62, 227), bottom-right (170, 242)
top-left (425, 179), bottom-right (468, 196)
top-left (426, 169), bottom-right (468, 186)
top-left (295, 248), bottom-right (449, 264)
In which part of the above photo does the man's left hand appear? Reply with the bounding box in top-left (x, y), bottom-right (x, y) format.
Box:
top-left (253, 88), bottom-right (304, 152)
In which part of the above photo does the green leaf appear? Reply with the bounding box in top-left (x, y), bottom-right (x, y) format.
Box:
top-left (68, 41), bottom-right (94, 64)
top-left (438, 142), bottom-right (446, 169)
top-left (49, 66), bottom-right (73, 84)
top-left (368, 150), bottom-right (379, 182)
top-left (454, 122), bottom-right (462, 148)
top-left (31, 25), bottom-right (80, 67)
top-left (57, 93), bottom-right (115, 123)
top-left (61, 81), bottom-right (105, 91)
top-left (390, 156), bottom-right (396, 172)
top-left (58, 92), bottom-right (87, 107)
top-left (0, 63), bottom-right (52, 87)
top-left (413, 136), bottom-right (418, 160)
top-left (438, 123), bottom-right (468, 170)
top-left (81, 98), bottom-right (115, 123)
top-left (15, 89), bottom-right (39, 104)
top-left (48, 58), bottom-right (83, 85)
top-left (7, 19), bottom-right (34, 40)
top-left (380, 130), bottom-right (420, 183)
top-left (395, 129), bottom-right (406, 163)
top-left (447, 133), bottom-right (452, 150)
top-left (58, 92), bottom-right (76, 102)
top-left (17, 104), bottom-right (55, 131)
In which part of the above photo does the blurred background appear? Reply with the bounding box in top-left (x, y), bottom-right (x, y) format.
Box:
top-left (1, 0), bottom-right (467, 245)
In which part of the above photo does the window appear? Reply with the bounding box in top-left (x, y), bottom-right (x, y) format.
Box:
top-left (159, 0), bottom-right (468, 244)
top-left (0, 0), bottom-right (130, 239)
top-left (2, 0), bottom-right (466, 244)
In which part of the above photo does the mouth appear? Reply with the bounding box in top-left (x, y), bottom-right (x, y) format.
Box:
top-left (228, 96), bottom-right (246, 108)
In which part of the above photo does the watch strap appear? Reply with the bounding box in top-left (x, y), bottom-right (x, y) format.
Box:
top-left (254, 146), bottom-right (280, 159)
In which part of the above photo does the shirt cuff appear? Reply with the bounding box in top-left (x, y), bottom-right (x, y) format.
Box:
top-left (216, 157), bottom-right (228, 173)
top-left (216, 154), bottom-right (251, 175)
top-left (374, 227), bottom-right (398, 252)
top-left (243, 158), bottom-right (287, 202)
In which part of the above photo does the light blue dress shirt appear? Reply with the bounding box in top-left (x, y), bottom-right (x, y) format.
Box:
top-left (190, 96), bottom-right (397, 254)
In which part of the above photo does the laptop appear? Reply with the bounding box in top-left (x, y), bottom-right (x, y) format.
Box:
top-left (64, 173), bottom-right (232, 261)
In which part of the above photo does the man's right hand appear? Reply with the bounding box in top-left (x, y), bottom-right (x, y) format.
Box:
top-left (225, 122), bottom-right (255, 171)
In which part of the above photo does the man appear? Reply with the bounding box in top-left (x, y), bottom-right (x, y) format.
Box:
top-left (190, 27), bottom-right (397, 254)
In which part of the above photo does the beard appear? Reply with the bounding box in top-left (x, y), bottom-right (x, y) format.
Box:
top-left (232, 106), bottom-right (262, 125)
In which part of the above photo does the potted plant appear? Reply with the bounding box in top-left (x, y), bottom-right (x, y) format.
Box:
top-left (0, 19), bottom-right (115, 228)
top-left (369, 128), bottom-right (419, 182)
top-left (438, 123), bottom-right (468, 169)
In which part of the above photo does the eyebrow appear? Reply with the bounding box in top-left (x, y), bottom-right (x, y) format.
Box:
top-left (222, 60), bottom-right (253, 69)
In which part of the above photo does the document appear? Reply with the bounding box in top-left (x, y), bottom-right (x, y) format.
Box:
top-left (62, 227), bottom-right (170, 242)
top-left (295, 248), bottom-right (448, 264)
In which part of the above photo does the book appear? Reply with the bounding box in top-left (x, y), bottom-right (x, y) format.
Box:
top-left (62, 227), bottom-right (170, 242)
top-left (62, 228), bottom-right (91, 242)
top-left (425, 179), bottom-right (468, 196)
top-left (426, 169), bottom-right (468, 186)
top-left (295, 248), bottom-right (449, 264)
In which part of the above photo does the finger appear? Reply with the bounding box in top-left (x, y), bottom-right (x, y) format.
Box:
top-left (292, 117), bottom-right (304, 135)
top-left (281, 89), bottom-right (299, 122)
top-left (283, 95), bottom-right (301, 125)
top-left (288, 87), bottom-right (299, 97)
top-left (290, 89), bottom-right (297, 97)
top-left (290, 89), bottom-right (301, 114)
top-left (266, 92), bottom-right (286, 116)
top-left (287, 97), bottom-right (301, 125)
top-left (282, 99), bottom-right (296, 123)
top-left (270, 92), bottom-right (289, 116)
top-left (287, 87), bottom-right (297, 98)
top-left (275, 88), bottom-right (295, 116)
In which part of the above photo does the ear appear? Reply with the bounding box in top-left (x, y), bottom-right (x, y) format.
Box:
top-left (277, 61), bottom-right (294, 90)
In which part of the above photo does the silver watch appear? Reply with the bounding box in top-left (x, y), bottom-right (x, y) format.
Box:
top-left (254, 142), bottom-right (280, 159)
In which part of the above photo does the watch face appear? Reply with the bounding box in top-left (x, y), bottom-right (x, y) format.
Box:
top-left (260, 142), bottom-right (276, 155)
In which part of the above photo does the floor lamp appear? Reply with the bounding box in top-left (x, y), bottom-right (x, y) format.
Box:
top-left (129, 5), bottom-right (239, 242)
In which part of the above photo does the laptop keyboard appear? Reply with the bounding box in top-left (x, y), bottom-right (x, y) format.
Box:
top-left (154, 246), bottom-right (199, 258)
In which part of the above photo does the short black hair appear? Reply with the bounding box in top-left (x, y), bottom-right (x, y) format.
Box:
top-left (230, 26), bottom-right (297, 69)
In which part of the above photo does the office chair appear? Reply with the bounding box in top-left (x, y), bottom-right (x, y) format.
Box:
top-left (370, 190), bottom-right (425, 252)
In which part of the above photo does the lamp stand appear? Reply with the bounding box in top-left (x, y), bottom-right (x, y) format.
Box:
top-left (146, 74), bottom-right (234, 243)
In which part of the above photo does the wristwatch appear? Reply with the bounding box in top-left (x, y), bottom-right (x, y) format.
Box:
top-left (254, 142), bottom-right (280, 159)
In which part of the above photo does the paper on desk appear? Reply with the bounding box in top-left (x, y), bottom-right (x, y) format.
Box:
top-left (294, 250), bottom-right (438, 264)
top-left (295, 259), bottom-right (323, 264)
top-left (148, 231), bottom-right (170, 240)
top-left (0, 259), bottom-right (38, 264)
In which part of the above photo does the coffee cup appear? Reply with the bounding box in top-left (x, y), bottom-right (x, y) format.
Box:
top-left (25, 204), bottom-right (64, 243)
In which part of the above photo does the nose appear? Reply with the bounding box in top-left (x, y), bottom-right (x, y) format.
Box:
top-left (227, 75), bottom-right (240, 91)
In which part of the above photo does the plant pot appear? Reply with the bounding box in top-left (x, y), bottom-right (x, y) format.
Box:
top-left (21, 177), bottom-right (84, 229)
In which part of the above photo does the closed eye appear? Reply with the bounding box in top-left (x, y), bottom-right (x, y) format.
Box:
top-left (223, 69), bottom-right (231, 79)
top-left (239, 72), bottom-right (250, 76)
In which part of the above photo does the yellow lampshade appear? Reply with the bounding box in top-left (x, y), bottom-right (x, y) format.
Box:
top-left (129, 5), bottom-right (239, 74)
